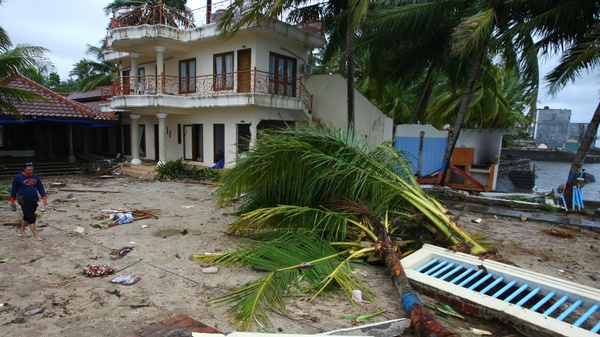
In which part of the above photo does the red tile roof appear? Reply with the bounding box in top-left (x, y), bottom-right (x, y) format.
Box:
top-left (1, 76), bottom-right (117, 121)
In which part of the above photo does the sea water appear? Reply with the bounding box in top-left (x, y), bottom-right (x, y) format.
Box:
top-left (531, 161), bottom-right (600, 202)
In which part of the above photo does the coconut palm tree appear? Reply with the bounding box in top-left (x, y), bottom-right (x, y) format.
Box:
top-left (361, 0), bottom-right (540, 185)
top-left (70, 41), bottom-right (119, 92)
top-left (522, 0), bottom-right (600, 207)
top-left (104, 0), bottom-right (193, 29)
top-left (423, 61), bottom-right (535, 129)
top-left (194, 125), bottom-right (486, 334)
top-left (215, 0), bottom-right (372, 134)
top-left (0, 0), bottom-right (49, 118)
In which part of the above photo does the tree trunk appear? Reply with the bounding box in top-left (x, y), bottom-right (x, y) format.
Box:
top-left (374, 218), bottom-right (454, 337)
top-left (409, 63), bottom-right (437, 124)
top-left (346, 2), bottom-right (356, 134)
top-left (564, 102), bottom-right (600, 208)
top-left (440, 51), bottom-right (485, 185)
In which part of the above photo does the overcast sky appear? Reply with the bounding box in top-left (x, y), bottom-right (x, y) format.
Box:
top-left (0, 0), bottom-right (597, 122)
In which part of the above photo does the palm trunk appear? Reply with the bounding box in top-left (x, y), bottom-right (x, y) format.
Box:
top-left (409, 63), bottom-right (437, 124)
top-left (346, 1), bottom-right (356, 134)
top-left (564, 102), bottom-right (600, 208)
top-left (374, 218), bottom-right (454, 337)
top-left (440, 51), bottom-right (485, 185)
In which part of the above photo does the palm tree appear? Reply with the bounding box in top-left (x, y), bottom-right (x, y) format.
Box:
top-left (215, 0), bottom-right (372, 134)
top-left (0, 0), bottom-right (49, 118)
top-left (519, 0), bottom-right (600, 206)
top-left (70, 41), bottom-right (119, 92)
top-left (194, 125), bottom-right (486, 334)
top-left (361, 0), bottom-right (540, 185)
top-left (423, 61), bottom-right (535, 129)
top-left (104, 0), bottom-right (193, 29)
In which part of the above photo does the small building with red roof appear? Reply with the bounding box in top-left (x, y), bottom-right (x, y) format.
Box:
top-left (0, 76), bottom-right (118, 163)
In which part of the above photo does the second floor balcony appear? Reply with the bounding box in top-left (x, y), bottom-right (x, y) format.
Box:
top-left (102, 68), bottom-right (313, 115)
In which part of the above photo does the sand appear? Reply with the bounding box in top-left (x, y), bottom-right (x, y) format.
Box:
top-left (0, 174), bottom-right (598, 337)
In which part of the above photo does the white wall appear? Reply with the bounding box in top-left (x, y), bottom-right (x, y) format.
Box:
top-left (304, 74), bottom-right (393, 146)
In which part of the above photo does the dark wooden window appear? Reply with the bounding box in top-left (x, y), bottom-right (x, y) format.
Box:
top-left (179, 59), bottom-right (196, 94)
top-left (214, 124), bottom-right (225, 163)
top-left (237, 123), bottom-right (251, 154)
top-left (194, 124), bottom-right (204, 162)
top-left (269, 53), bottom-right (296, 97)
top-left (214, 52), bottom-right (234, 90)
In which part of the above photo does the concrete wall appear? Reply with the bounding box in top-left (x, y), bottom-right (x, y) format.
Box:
top-left (304, 74), bottom-right (394, 147)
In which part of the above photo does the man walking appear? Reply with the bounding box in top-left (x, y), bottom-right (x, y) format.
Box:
top-left (10, 162), bottom-right (48, 242)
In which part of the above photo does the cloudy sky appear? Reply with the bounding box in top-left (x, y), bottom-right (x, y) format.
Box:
top-left (0, 0), bottom-right (597, 122)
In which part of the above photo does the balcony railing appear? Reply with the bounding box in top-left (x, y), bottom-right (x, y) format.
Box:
top-left (108, 0), bottom-right (323, 34)
top-left (102, 68), bottom-right (313, 114)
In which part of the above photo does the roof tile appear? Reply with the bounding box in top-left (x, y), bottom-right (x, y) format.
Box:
top-left (1, 76), bottom-right (117, 121)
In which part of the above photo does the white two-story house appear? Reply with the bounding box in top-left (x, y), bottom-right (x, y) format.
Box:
top-left (102, 1), bottom-right (393, 168)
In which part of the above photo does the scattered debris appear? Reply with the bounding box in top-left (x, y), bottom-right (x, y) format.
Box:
top-left (201, 266), bottom-right (218, 274)
top-left (424, 302), bottom-right (465, 319)
top-left (29, 255), bottom-right (44, 263)
top-left (83, 264), bottom-right (115, 277)
top-left (321, 318), bottom-right (410, 337)
top-left (351, 289), bottom-right (370, 304)
top-left (341, 309), bottom-right (386, 325)
top-left (469, 327), bottom-right (493, 335)
top-left (543, 229), bottom-right (573, 238)
top-left (0, 256), bottom-right (15, 263)
top-left (2, 221), bottom-right (21, 227)
top-left (109, 212), bottom-right (134, 227)
top-left (60, 188), bottom-right (121, 193)
top-left (471, 218), bottom-right (482, 224)
top-left (23, 305), bottom-right (44, 316)
top-left (110, 274), bottom-right (141, 285)
top-left (110, 247), bottom-right (134, 260)
top-left (105, 209), bottom-right (160, 227)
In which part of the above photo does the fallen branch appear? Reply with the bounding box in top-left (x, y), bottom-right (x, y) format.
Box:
top-left (59, 188), bottom-right (121, 193)
top-left (2, 222), bottom-right (21, 226)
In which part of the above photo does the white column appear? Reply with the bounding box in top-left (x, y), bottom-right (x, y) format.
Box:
top-left (130, 114), bottom-right (142, 165)
top-left (155, 46), bottom-right (165, 94)
top-left (156, 112), bottom-right (167, 165)
top-left (130, 52), bottom-right (140, 93)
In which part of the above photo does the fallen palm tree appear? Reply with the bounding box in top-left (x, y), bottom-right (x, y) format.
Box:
top-left (193, 125), bottom-right (486, 335)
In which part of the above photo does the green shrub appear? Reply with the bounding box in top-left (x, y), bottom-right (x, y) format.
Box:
top-left (154, 159), bottom-right (222, 181)
top-left (154, 158), bottom-right (189, 181)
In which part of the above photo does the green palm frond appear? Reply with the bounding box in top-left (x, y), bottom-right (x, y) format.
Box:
top-left (216, 125), bottom-right (486, 254)
top-left (228, 204), bottom-right (377, 242)
top-left (201, 232), bottom-right (374, 330)
top-left (0, 84), bottom-right (48, 119)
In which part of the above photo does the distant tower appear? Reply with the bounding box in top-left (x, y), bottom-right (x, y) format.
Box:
top-left (533, 106), bottom-right (572, 145)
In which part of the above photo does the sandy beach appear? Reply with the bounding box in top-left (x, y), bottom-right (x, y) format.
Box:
top-left (1, 174), bottom-right (598, 336)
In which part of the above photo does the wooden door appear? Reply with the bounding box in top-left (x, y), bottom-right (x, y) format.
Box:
top-left (237, 49), bottom-right (251, 93)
